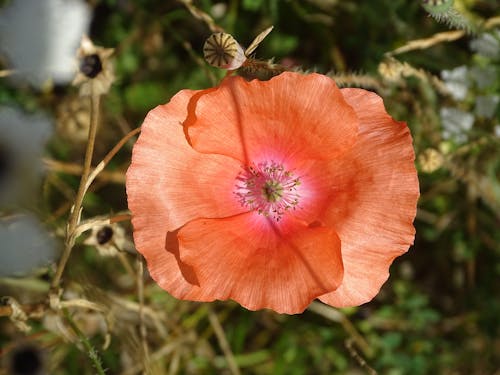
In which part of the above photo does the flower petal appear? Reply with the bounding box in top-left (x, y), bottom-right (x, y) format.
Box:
top-left (319, 88), bottom-right (419, 307)
top-left (175, 213), bottom-right (344, 314)
top-left (185, 72), bottom-right (359, 164)
top-left (126, 89), bottom-right (248, 299)
top-left (126, 89), bottom-right (245, 231)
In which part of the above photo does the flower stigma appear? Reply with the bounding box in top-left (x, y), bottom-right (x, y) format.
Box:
top-left (234, 161), bottom-right (301, 221)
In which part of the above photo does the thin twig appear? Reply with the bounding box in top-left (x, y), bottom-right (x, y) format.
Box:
top-left (177, 0), bottom-right (222, 33)
top-left (137, 256), bottom-right (150, 371)
top-left (85, 126), bottom-right (141, 191)
top-left (386, 15), bottom-right (500, 57)
top-left (116, 252), bottom-right (136, 277)
top-left (0, 69), bottom-right (15, 77)
top-left (46, 181), bottom-right (106, 225)
top-left (46, 172), bottom-right (77, 201)
top-left (51, 86), bottom-right (101, 292)
top-left (74, 212), bottom-right (131, 239)
top-left (181, 40), bottom-right (218, 86)
top-left (59, 299), bottom-right (107, 312)
top-left (50, 94), bottom-right (137, 294)
top-left (345, 338), bottom-right (378, 375)
top-left (44, 158), bottom-right (126, 184)
top-left (107, 295), bottom-right (168, 338)
top-left (207, 308), bottom-right (241, 375)
top-left (168, 348), bottom-right (182, 375)
top-left (123, 337), bottom-right (193, 375)
top-left (386, 30), bottom-right (465, 56)
top-left (308, 301), bottom-right (372, 357)
top-left (484, 16), bottom-right (500, 28)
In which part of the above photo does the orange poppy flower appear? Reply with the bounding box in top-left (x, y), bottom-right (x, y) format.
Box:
top-left (126, 72), bottom-right (419, 314)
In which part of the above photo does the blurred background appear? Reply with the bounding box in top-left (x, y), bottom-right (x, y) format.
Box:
top-left (0, 0), bottom-right (499, 374)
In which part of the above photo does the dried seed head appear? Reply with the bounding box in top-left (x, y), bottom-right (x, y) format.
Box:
top-left (203, 32), bottom-right (246, 70)
top-left (79, 53), bottom-right (103, 78)
top-left (72, 35), bottom-right (115, 96)
top-left (96, 225), bottom-right (114, 245)
top-left (84, 223), bottom-right (134, 256)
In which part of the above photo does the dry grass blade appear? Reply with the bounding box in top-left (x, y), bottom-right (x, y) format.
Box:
top-left (136, 256), bottom-right (151, 372)
top-left (308, 301), bottom-right (373, 357)
top-left (0, 69), bottom-right (15, 77)
top-left (345, 338), bottom-right (378, 375)
top-left (44, 159), bottom-right (126, 184)
top-left (85, 126), bottom-right (141, 191)
top-left (177, 0), bottom-right (223, 33)
top-left (207, 308), bottom-right (241, 375)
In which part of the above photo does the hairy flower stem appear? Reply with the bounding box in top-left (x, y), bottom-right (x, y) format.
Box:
top-left (63, 308), bottom-right (107, 375)
top-left (51, 85), bottom-right (100, 292)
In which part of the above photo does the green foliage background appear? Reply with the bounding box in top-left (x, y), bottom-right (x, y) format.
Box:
top-left (0, 0), bottom-right (499, 374)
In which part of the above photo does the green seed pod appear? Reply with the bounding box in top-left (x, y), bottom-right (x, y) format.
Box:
top-left (421, 0), bottom-right (454, 14)
top-left (421, 0), bottom-right (473, 32)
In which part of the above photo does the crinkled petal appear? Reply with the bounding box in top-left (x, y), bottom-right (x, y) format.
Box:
top-left (319, 88), bottom-right (419, 307)
top-left (185, 72), bottom-right (359, 164)
top-left (127, 89), bottom-right (245, 230)
top-left (174, 213), bottom-right (344, 314)
top-left (126, 89), bottom-right (247, 299)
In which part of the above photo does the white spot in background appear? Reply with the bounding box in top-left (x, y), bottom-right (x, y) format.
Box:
top-left (0, 107), bottom-right (53, 209)
top-left (0, 215), bottom-right (56, 276)
top-left (440, 107), bottom-right (474, 144)
top-left (469, 30), bottom-right (500, 60)
top-left (475, 95), bottom-right (499, 119)
top-left (494, 124), bottom-right (500, 138)
top-left (0, 0), bottom-right (91, 88)
top-left (441, 65), bottom-right (469, 101)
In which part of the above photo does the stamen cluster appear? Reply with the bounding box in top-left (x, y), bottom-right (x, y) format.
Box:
top-left (234, 161), bottom-right (301, 221)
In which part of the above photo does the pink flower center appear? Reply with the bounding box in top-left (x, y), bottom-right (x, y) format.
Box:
top-left (234, 161), bottom-right (301, 221)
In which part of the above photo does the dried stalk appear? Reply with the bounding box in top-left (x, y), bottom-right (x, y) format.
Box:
top-left (177, 0), bottom-right (222, 33)
top-left (137, 256), bottom-right (151, 371)
top-left (386, 29), bottom-right (465, 56)
top-left (345, 338), bottom-right (378, 375)
top-left (51, 84), bottom-right (101, 293)
top-left (308, 301), bottom-right (373, 357)
top-left (44, 159), bottom-right (126, 184)
top-left (207, 308), bottom-right (241, 375)
top-left (50, 104), bottom-right (139, 295)
top-left (386, 15), bottom-right (500, 57)
top-left (85, 126), bottom-right (141, 191)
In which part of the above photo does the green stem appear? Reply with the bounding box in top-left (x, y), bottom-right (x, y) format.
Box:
top-left (63, 308), bottom-right (107, 375)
